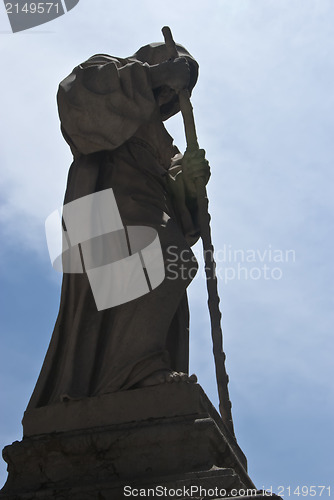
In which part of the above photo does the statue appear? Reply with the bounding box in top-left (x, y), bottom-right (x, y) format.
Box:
top-left (1, 30), bottom-right (283, 498)
top-left (26, 40), bottom-right (211, 410)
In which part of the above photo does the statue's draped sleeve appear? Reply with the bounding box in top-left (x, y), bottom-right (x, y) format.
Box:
top-left (57, 54), bottom-right (157, 156)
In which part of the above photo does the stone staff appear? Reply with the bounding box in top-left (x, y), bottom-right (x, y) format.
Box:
top-left (162, 26), bottom-right (235, 438)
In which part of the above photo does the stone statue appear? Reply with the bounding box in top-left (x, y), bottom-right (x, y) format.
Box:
top-left (26, 42), bottom-right (210, 410)
top-left (1, 35), bottom-right (282, 499)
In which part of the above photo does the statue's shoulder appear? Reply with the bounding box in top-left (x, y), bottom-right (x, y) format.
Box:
top-left (79, 54), bottom-right (128, 69)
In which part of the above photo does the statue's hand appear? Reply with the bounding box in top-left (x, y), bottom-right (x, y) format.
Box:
top-left (182, 149), bottom-right (211, 199)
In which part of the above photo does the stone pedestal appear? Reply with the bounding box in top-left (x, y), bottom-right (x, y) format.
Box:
top-left (0, 384), bottom-right (273, 499)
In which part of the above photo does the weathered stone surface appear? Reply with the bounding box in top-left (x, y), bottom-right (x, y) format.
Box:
top-left (1, 384), bottom-right (254, 499)
top-left (23, 383), bottom-right (214, 435)
top-left (1, 467), bottom-right (244, 499)
top-left (22, 383), bottom-right (242, 462)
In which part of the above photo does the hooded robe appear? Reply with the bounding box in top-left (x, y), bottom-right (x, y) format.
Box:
top-left (27, 43), bottom-right (200, 409)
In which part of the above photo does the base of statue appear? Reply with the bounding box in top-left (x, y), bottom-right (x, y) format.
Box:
top-left (0, 384), bottom-right (278, 499)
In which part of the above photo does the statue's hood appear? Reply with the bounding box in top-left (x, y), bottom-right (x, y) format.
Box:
top-left (128, 42), bottom-right (199, 120)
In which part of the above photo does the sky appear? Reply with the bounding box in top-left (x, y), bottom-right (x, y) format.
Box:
top-left (1, 0), bottom-right (333, 495)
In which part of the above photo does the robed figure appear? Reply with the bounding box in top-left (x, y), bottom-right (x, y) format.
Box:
top-left (27, 42), bottom-right (210, 410)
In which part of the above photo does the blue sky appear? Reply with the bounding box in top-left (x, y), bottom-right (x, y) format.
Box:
top-left (1, 0), bottom-right (333, 494)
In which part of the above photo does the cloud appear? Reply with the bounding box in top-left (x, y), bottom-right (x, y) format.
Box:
top-left (1, 0), bottom-right (333, 491)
